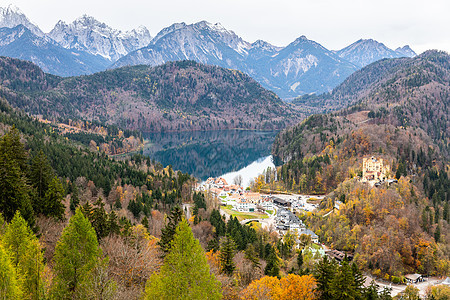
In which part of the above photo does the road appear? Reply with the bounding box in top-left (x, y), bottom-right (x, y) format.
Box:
top-left (365, 275), bottom-right (443, 297)
top-left (182, 203), bottom-right (192, 220)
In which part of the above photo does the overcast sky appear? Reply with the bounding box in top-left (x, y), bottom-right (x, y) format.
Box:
top-left (2, 0), bottom-right (449, 53)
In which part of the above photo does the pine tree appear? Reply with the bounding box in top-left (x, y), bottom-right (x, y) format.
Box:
top-left (210, 209), bottom-right (226, 237)
top-left (0, 242), bottom-right (22, 299)
top-left (107, 211), bottom-right (120, 236)
top-left (219, 235), bottom-right (236, 275)
top-left (157, 206), bottom-right (183, 255)
top-left (70, 183), bottom-right (80, 212)
top-left (434, 225), bottom-right (441, 242)
top-left (244, 244), bottom-right (260, 269)
top-left (297, 251), bottom-right (304, 270)
top-left (314, 256), bottom-right (336, 300)
top-left (0, 127), bottom-right (27, 172)
top-left (42, 176), bottom-right (65, 220)
top-left (0, 133), bottom-right (34, 226)
top-left (351, 262), bottom-right (364, 299)
top-left (330, 259), bottom-right (357, 300)
top-left (2, 212), bottom-right (46, 300)
top-left (144, 220), bottom-right (222, 299)
top-left (264, 246), bottom-right (280, 278)
top-left (82, 198), bottom-right (110, 240)
top-left (363, 280), bottom-right (379, 300)
top-left (51, 208), bottom-right (102, 299)
top-left (141, 216), bottom-right (149, 229)
top-left (29, 150), bottom-right (54, 206)
top-left (443, 202), bottom-right (449, 223)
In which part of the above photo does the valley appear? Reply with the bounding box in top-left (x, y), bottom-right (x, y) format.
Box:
top-left (0, 3), bottom-right (449, 300)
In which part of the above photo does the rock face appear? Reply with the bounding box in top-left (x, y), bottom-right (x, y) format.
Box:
top-left (113, 21), bottom-right (250, 69)
top-left (48, 15), bottom-right (152, 61)
top-left (113, 22), bottom-right (359, 98)
top-left (0, 5), bottom-right (43, 36)
top-left (0, 5), bottom-right (151, 76)
top-left (336, 39), bottom-right (416, 68)
top-left (0, 25), bottom-right (110, 76)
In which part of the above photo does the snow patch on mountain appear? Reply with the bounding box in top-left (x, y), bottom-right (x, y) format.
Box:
top-left (0, 4), bottom-right (43, 36)
top-left (337, 39), bottom-right (416, 68)
top-left (48, 15), bottom-right (152, 61)
top-left (395, 45), bottom-right (416, 58)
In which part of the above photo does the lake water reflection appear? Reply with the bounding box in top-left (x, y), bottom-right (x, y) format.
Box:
top-left (142, 130), bottom-right (279, 185)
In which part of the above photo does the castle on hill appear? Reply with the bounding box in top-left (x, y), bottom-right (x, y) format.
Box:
top-left (361, 156), bottom-right (390, 185)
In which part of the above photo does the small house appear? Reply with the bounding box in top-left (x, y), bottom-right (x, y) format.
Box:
top-left (404, 274), bottom-right (423, 284)
top-left (273, 197), bottom-right (290, 207)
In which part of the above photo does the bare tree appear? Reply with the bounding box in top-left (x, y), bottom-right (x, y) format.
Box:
top-left (233, 175), bottom-right (243, 187)
top-left (101, 226), bottom-right (161, 290)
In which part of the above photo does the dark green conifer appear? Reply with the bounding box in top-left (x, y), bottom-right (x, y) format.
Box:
top-left (264, 246), bottom-right (280, 278)
top-left (219, 235), bottom-right (236, 275)
top-left (297, 251), bottom-right (304, 270)
top-left (314, 256), bottom-right (336, 300)
top-left (157, 206), bottom-right (183, 255)
top-left (42, 176), bottom-right (65, 220)
top-left (331, 259), bottom-right (357, 300)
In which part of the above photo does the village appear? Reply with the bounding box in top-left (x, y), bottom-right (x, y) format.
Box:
top-left (197, 177), bottom-right (327, 257)
top-left (196, 156), bottom-right (449, 297)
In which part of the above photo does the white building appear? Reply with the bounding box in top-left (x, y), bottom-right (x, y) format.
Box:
top-left (234, 199), bottom-right (257, 212)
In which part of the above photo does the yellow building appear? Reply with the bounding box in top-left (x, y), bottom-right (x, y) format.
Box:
top-left (361, 156), bottom-right (390, 184)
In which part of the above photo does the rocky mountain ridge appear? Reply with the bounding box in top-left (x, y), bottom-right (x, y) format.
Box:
top-left (0, 4), bottom-right (417, 98)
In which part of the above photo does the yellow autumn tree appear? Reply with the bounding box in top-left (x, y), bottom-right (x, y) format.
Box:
top-left (240, 274), bottom-right (318, 300)
top-left (240, 276), bottom-right (280, 300)
top-left (278, 274), bottom-right (317, 300)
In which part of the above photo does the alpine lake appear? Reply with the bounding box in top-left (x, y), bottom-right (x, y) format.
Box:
top-left (141, 130), bottom-right (281, 187)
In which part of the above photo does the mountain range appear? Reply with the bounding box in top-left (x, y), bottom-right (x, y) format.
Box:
top-left (0, 4), bottom-right (416, 98)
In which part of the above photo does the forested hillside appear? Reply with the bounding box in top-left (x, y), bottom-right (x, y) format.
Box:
top-left (293, 51), bottom-right (450, 132)
top-left (0, 95), bottom-right (406, 299)
top-left (269, 51), bottom-right (450, 279)
top-left (0, 57), bottom-right (302, 132)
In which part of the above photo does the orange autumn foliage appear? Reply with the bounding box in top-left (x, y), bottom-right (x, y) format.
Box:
top-left (205, 249), bottom-right (221, 274)
top-left (240, 274), bottom-right (318, 300)
top-left (279, 274), bottom-right (318, 300)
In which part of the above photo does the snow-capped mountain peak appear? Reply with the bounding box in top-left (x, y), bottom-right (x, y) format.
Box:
top-left (336, 38), bottom-right (416, 68)
top-left (195, 21), bottom-right (230, 34)
top-left (149, 21), bottom-right (250, 56)
top-left (2, 4), bottom-right (20, 14)
top-left (0, 4), bottom-right (44, 36)
top-left (74, 14), bottom-right (98, 25)
top-left (251, 39), bottom-right (280, 50)
top-left (48, 15), bottom-right (152, 61)
top-left (395, 45), bottom-right (416, 57)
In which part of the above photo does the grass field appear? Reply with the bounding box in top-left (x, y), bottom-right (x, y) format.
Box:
top-left (221, 206), bottom-right (269, 222)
